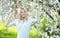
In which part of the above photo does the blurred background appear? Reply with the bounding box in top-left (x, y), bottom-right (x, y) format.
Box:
top-left (0, 0), bottom-right (60, 38)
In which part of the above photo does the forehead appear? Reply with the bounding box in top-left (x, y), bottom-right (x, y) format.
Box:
top-left (17, 8), bottom-right (27, 13)
top-left (20, 9), bottom-right (25, 11)
top-left (20, 9), bottom-right (27, 13)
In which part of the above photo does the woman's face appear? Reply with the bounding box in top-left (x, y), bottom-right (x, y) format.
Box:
top-left (20, 9), bottom-right (26, 18)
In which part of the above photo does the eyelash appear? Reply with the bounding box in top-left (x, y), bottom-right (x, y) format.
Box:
top-left (20, 11), bottom-right (25, 13)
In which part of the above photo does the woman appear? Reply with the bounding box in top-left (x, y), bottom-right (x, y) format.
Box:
top-left (5, 5), bottom-right (39, 38)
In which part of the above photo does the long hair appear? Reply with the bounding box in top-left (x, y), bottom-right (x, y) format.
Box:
top-left (17, 7), bottom-right (27, 20)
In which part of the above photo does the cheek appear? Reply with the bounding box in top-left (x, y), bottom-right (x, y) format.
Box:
top-left (20, 13), bottom-right (23, 16)
top-left (24, 13), bottom-right (26, 15)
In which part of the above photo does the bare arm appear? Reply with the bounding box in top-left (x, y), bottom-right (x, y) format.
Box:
top-left (32, 4), bottom-right (39, 23)
top-left (5, 8), bottom-right (14, 27)
top-left (35, 4), bottom-right (39, 18)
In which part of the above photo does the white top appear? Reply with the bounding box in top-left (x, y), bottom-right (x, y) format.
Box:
top-left (7, 17), bottom-right (38, 38)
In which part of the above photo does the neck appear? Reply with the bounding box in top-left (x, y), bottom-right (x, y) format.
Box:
top-left (20, 17), bottom-right (27, 21)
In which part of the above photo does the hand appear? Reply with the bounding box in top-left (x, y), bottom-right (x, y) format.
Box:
top-left (8, 8), bottom-right (14, 15)
top-left (9, 8), bottom-right (13, 13)
top-left (35, 3), bottom-right (39, 9)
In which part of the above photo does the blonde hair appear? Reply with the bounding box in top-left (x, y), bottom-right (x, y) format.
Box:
top-left (17, 7), bottom-right (27, 20)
